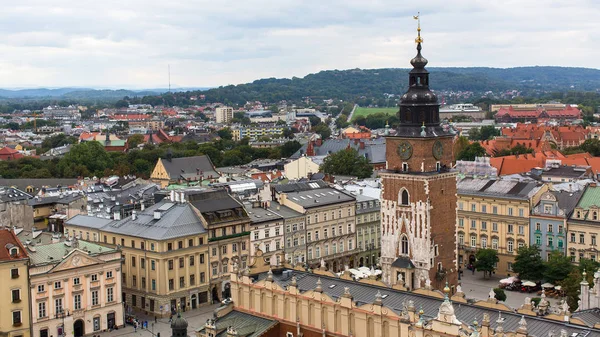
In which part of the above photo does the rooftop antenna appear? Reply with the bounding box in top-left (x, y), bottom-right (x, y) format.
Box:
top-left (168, 64), bottom-right (171, 93)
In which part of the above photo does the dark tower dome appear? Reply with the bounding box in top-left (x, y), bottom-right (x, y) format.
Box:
top-left (396, 20), bottom-right (450, 138)
top-left (171, 313), bottom-right (189, 337)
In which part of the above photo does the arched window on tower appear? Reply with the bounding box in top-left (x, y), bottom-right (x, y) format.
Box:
top-left (401, 235), bottom-right (409, 255)
top-left (401, 190), bottom-right (409, 206)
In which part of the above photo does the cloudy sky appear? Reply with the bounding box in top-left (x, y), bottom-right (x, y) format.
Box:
top-left (0, 0), bottom-right (599, 88)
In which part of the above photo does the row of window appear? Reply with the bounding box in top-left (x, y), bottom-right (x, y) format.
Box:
top-left (211, 242), bottom-right (247, 256)
top-left (570, 232), bottom-right (597, 245)
top-left (38, 289), bottom-right (112, 319)
top-left (534, 222), bottom-right (564, 233)
top-left (66, 229), bottom-right (207, 252)
top-left (211, 225), bottom-right (246, 239)
top-left (357, 239), bottom-right (378, 250)
top-left (458, 218), bottom-right (525, 234)
top-left (356, 200), bottom-right (380, 210)
top-left (126, 272), bottom-right (207, 291)
top-left (211, 260), bottom-right (247, 276)
top-left (534, 235), bottom-right (565, 248)
top-left (356, 213), bottom-right (380, 224)
top-left (306, 224), bottom-right (354, 242)
top-left (306, 208), bottom-right (354, 225)
top-left (129, 255), bottom-right (206, 270)
top-left (36, 272), bottom-right (112, 292)
top-left (458, 202), bottom-right (525, 217)
top-left (307, 240), bottom-right (354, 259)
top-left (357, 226), bottom-right (378, 236)
top-left (458, 233), bottom-right (524, 252)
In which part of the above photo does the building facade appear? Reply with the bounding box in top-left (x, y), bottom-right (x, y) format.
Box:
top-left (530, 189), bottom-right (581, 261)
top-left (457, 178), bottom-right (546, 276)
top-left (245, 202), bottom-right (285, 266)
top-left (0, 229), bottom-right (30, 337)
top-left (187, 189), bottom-right (251, 302)
top-left (274, 181), bottom-right (357, 272)
top-left (216, 107), bottom-right (234, 124)
top-left (568, 184), bottom-right (600, 263)
top-left (232, 124), bottom-right (286, 141)
top-left (355, 194), bottom-right (381, 267)
top-left (64, 192), bottom-right (211, 316)
top-left (28, 239), bottom-right (123, 337)
top-left (380, 32), bottom-right (458, 291)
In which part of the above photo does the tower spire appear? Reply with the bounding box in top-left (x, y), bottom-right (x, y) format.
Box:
top-left (413, 12), bottom-right (423, 44)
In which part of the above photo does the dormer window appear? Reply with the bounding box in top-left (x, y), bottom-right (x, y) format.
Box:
top-left (594, 211), bottom-right (598, 221)
top-left (576, 210), bottom-right (581, 218)
top-left (9, 247), bottom-right (18, 257)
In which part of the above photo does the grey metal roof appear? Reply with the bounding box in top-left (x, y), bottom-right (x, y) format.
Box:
top-left (104, 201), bottom-right (206, 240)
top-left (356, 194), bottom-right (380, 214)
top-left (457, 178), bottom-right (542, 200)
top-left (0, 178), bottom-right (78, 192)
top-left (197, 310), bottom-right (277, 337)
top-left (391, 256), bottom-right (415, 269)
top-left (286, 187), bottom-right (355, 209)
top-left (533, 190), bottom-right (583, 218)
top-left (160, 155), bottom-right (220, 180)
top-left (66, 215), bottom-right (114, 229)
top-left (28, 240), bottom-right (118, 267)
top-left (572, 308), bottom-right (600, 328)
top-left (291, 138), bottom-right (386, 164)
top-left (260, 270), bottom-right (600, 337)
top-left (244, 203), bottom-right (283, 225)
top-left (28, 192), bottom-right (85, 206)
top-left (0, 187), bottom-right (32, 202)
top-left (273, 180), bottom-right (329, 193)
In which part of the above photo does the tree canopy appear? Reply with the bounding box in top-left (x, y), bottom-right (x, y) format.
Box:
top-left (512, 245), bottom-right (545, 281)
top-left (320, 148), bottom-right (373, 179)
top-left (544, 251), bottom-right (574, 284)
top-left (456, 142), bottom-right (487, 161)
top-left (474, 249), bottom-right (499, 279)
top-left (468, 125), bottom-right (501, 141)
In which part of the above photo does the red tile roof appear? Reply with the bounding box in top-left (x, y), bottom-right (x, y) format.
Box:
top-left (0, 229), bottom-right (28, 261)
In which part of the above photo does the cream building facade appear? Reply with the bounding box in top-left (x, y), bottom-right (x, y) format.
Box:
top-left (273, 181), bottom-right (357, 271)
top-left (0, 229), bottom-right (31, 337)
top-left (216, 107), bottom-right (234, 124)
top-left (568, 184), bottom-right (600, 263)
top-left (283, 157), bottom-right (320, 180)
top-left (355, 194), bottom-right (381, 267)
top-left (28, 239), bottom-right (123, 337)
top-left (64, 192), bottom-right (211, 316)
top-left (457, 178), bottom-right (546, 276)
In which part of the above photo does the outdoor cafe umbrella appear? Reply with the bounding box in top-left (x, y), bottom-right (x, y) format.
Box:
top-left (500, 276), bottom-right (518, 284)
top-left (555, 286), bottom-right (562, 291)
top-left (541, 283), bottom-right (554, 288)
top-left (522, 281), bottom-right (536, 287)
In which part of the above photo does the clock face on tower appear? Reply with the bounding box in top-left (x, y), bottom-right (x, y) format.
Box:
top-left (397, 141), bottom-right (413, 160)
top-left (433, 140), bottom-right (443, 160)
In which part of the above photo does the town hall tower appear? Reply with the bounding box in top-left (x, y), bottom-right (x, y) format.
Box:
top-left (380, 19), bottom-right (458, 290)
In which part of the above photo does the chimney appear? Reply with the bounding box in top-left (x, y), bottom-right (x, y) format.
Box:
top-left (141, 203), bottom-right (145, 211)
top-left (113, 210), bottom-right (121, 220)
top-left (154, 211), bottom-right (162, 220)
top-left (132, 210), bottom-right (137, 220)
top-left (174, 192), bottom-right (180, 203)
top-left (170, 190), bottom-right (175, 202)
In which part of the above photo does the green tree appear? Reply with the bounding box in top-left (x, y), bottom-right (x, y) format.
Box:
top-left (579, 139), bottom-right (600, 156)
top-left (469, 125), bottom-right (500, 141)
top-left (40, 134), bottom-right (78, 153)
top-left (453, 136), bottom-right (470, 161)
top-left (335, 115), bottom-right (350, 128)
top-left (280, 141), bottom-right (302, 158)
top-left (495, 144), bottom-right (534, 157)
top-left (512, 245), bottom-right (545, 281)
top-left (544, 251), bottom-right (574, 284)
top-left (127, 134), bottom-right (145, 149)
top-left (474, 248), bottom-right (499, 279)
top-left (57, 141), bottom-right (113, 177)
top-left (282, 127), bottom-right (296, 139)
top-left (578, 258), bottom-right (600, 284)
top-left (456, 143), bottom-right (487, 161)
top-left (320, 149), bottom-right (373, 179)
top-left (559, 268), bottom-right (583, 311)
top-left (217, 128), bottom-right (233, 140)
top-left (493, 288), bottom-right (507, 302)
top-left (313, 124), bottom-right (331, 140)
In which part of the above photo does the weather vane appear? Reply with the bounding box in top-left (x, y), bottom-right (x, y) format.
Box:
top-left (413, 12), bottom-right (423, 44)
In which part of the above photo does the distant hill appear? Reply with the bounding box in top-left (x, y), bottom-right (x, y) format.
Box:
top-left (0, 87), bottom-right (212, 100)
top-left (153, 66), bottom-right (600, 106)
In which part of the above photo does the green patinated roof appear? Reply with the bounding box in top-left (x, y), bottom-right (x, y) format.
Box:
top-left (198, 310), bottom-right (277, 337)
top-left (28, 240), bottom-right (117, 266)
top-left (576, 185), bottom-right (600, 209)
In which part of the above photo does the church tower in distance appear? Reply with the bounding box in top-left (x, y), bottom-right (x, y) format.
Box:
top-left (380, 18), bottom-right (458, 291)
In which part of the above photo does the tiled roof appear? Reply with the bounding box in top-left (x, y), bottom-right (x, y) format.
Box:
top-left (27, 240), bottom-right (117, 266)
top-left (572, 308), bottom-right (600, 328)
top-left (160, 155), bottom-right (220, 181)
top-left (104, 201), bottom-right (207, 240)
top-left (0, 229), bottom-right (28, 261)
top-left (197, 310), bottom-right (277, 337)
top-left (261, 270), bottom-right (600, 337)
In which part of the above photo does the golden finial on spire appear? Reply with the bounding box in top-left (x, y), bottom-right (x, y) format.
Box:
top-left (413, 12), bottom-right (423, 44)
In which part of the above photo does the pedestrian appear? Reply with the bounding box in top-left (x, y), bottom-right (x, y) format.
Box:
top-left (472, 267), bottom-right (475, 275)
top-left (155, 316), bottom-right (157, 323)
top-left (169, 314), bottom-right (173, 323)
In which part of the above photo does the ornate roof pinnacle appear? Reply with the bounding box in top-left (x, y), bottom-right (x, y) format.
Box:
top-left (413, 12), bottom-right (423, 44)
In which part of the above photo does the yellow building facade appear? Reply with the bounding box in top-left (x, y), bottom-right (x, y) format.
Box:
top-left (457, 178), bottom-right (546, 276)
top-left (64, 194), bottom-right (212, 316)
top-left (0, 230), bottom-right (30, 337)
top-left (567, 184), bottom-right (600, 263)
